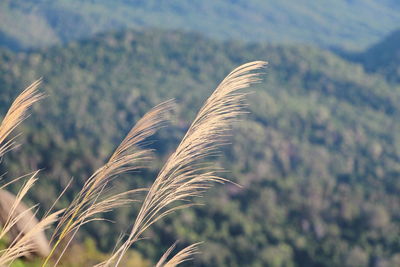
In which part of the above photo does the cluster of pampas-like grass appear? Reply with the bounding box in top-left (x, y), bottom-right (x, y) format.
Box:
top-left (0, 61), bottom-right (267, 266)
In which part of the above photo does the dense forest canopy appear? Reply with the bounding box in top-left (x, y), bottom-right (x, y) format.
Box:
top-left (0, 29), bottom-right (399, 266)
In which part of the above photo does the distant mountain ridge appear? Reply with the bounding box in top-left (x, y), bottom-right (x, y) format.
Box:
top-left (343, 29), bottom-right (400, 83)
top-left (1, 0), bottom-right (400, 50)
top-left (0, 29), bottom-right (399, 266)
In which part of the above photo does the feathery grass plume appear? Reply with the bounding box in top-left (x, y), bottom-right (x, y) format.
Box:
top-left (0, 171), bottom-right (39, 241)
top-left (0, 79), bottom-right (44, 157)
top-left (43, 101), bottom-right (174, 266)
top-left (101, 61), bottom-right (267, 266)
top-left (0, 209), bottom-right (63, 266)
top-left (0, 171), bottom-right (62, 265)
top-left (0, 79), bottom-right (56, 265)
top-left (156, 242), bottom-right (201, 267)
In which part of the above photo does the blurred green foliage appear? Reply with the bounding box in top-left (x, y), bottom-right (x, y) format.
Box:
top-left (0, 29), bottom-right (399, 266)
top-left (7, 238), bottom-right (150, 267)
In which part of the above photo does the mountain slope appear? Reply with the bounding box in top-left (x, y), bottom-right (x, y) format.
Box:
top-left (344, 29), bottom-right (400, 84)
top-left (0, 30), bottom-right (399, 266)
top-left (1, 0), bottom-right (400, 50)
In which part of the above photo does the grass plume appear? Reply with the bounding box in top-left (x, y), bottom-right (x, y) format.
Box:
top-left (0, 171), bottom-right (39, 241)
top-left (0, 79), bottom-right (44, 157)
top-left (156, 242), bottom-right (201, 267)
top-left (0, 209), bottom-right (63, 266)
top-left (0, 173), bottom-right (62, 266)
top-left (1, 61), bottom-right (266, 266)
top-left (100, 61), bottom-right (267, 266)
top-left (43, 101), bottom-right (174, 266)
top-left (0, 80), bottom-right (56, 265)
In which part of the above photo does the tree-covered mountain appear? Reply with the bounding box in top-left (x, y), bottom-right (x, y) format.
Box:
top-left (342, 29), bottom-right (400, 84)
top-left (1, 0), bottom-right (400, 51)
top-left (0, 29), bottom-right (399, 266)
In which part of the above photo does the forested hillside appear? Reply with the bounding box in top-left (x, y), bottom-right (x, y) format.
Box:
top-left (0, 30), bottom-right (400, 266)
top-left (343, 29), bottom-right (400, 84)
top-left (1, 0), bottom-right (400, 50)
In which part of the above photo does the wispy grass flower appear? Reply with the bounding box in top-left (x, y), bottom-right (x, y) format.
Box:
top-left (0, 79), bottom-right (44, 157)
top-left (43, 101), bottom-right (174, 266)
top-left (101, 61), bottom-right (267, 266)
top-left (156, 242), bottom-right (201, 267)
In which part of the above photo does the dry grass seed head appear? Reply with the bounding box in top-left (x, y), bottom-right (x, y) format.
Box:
top-left (156, 242), bottom-right (201, 267)
top-left (0, 79), bottom-right (44, 157)
top-left (101, 61), bottom-right (267, 266)
top-left (45, 101), bottom-right (174, 265)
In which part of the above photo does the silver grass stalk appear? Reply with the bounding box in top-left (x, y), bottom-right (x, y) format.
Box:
top-left (156, 242), bottom-right (201, 267)
top-left (43, 101), bottom-right (174, 266)
top-left (100, 61), bottom-right (267, 266)
top-left (0, 79), bottom-right (44, 157)
top-left (0, 209), bottom-right (62, 265)
top-left (0, 171), bottom-right (39, 241)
